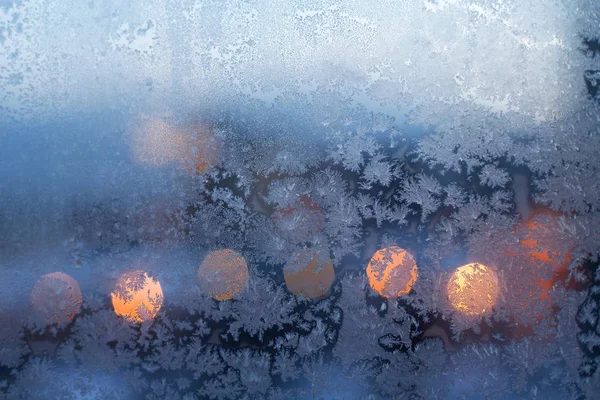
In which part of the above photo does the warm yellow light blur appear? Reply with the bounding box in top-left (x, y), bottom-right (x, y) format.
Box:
top-left (111, 271), bottom-right (164, 323)
top-left (131, 113), bottom-right (184, 166)
top-left (130, 113), bottom-right (219, 173)
top-left (198, 249), bottom-right (250, 301)
top-left (447, 263), bottom-right (499, 316)
top-left (284, 251), bottom-right (335, 299)
top-left (366, 246), bottom-right (418, 298)
top-left (31, 272), bottom-right (82, 325)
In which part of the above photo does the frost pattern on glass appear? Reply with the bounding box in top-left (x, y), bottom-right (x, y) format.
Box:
top-left (1, 0), bottom-right (600, 398)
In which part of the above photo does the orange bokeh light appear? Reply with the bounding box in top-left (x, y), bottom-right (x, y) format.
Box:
top-left (447, 263), bottom-right (499, 316)
top-left (111, 271), bottom-right (164, 323)
top-left (31, 272), bottom-right (82, 325)
top-left (284, 251), bottom-right (335, 299)
top-left (513, 213), bottom-right (572, 300)
top-left (130, 113), bottom-right (219, 174)
top-left (198, 249), bottom-right (250, 301)
top-left (366, 246), bottom-right (418, 298)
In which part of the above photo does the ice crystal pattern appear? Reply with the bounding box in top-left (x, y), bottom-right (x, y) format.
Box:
top-left (1, 0), bottom-right (600, 399)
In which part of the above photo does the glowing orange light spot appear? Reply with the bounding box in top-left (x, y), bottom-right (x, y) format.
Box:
top-left (447, 263), bottom-right (499, 316)
top-left (184, 122), bottom-right (220, 175)
top-left (111, 271), bottom-right (163, 323)
top-left (518, 219), bottom-right (568, 265)
top-left (198, 249), bottom-right (250, 301)
top-left (284, 251), bottom-right (335, 299)
top-left (130, 113), bottom-right (219, 174)
top-left (31, 272), bottom-right (82, 325)
top-left (512, 211), bottom-right (573, 300)
top-left (366, 246), bottom-right (418, 298)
